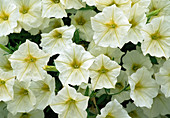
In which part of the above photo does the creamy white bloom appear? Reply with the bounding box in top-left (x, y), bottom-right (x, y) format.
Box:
top-left (125, 3), bottom-right (147, 44)
top-left (42, 18), bottom-right (64, 33)
top-left (7, 80), bottom-right (36, 115)
top-left (155, 59), bottom-right (170, 98)
top-left (50, 85), bottom-right (89, 118)
top-left (13, 0), bottom-right (43, 31)
top-left (70, 10), bottom-right (96, 42)
top-left (60, 0), bottom-right (86, 9)
top-left (91, 5), bottom-right (131, 48)
top-left (126, 102), bottom-right (148, 118)
top-left (82, 0), bottom-right (96, 6)
top-left (8, 109), bottom-right (44, 118)
top-left (0, 36), bottom-right (9, 45)
top-left (111, 71), bottom-right (130, 103)
top-left (0, 69), bottom-right (15, 101)
top-left (9, 40), bottom-right (50, 82)
top-left (30, 74), bottom-right (55, 110)
top-left (40, 25), bottom-right (76, 55)
top-left (128, 67), bottom-right (159, 108)
top-left (142, 92), bottom-right (170, 118)
top-left (54, 43), bottom-right (94, 86)
top-left (88, 41), bottom-right (124, 64)
top-left (96, 99), bottom-right (130, 118)
top-left (141, 16), bottom-right (170, 59)
top-left (122, 50), bottom-right (152, 75)
top-left (89, 54), bottom-right (121, 90)
top-left (0, 0), bottom-right (19, 36)
top-left (42, 0), bottom-right (67, 18)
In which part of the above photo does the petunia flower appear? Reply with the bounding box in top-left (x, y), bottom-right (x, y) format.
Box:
top-left (0, 0), bottom-right (19, 36)
top-left (42, 0), bottom-right (67, 18)
top-left (7, 80), bottom-right (36, 115)
top-left (91, 5), bottom-right (131, 48)
top-left (60, 0), bottom-right (86, 9)
top-left (96, 99), bottom-right (131, 118)
top-left (131, 0), bottom-right (151, 8)
top-left (30, 74), bottom-right (55, 110)
top-left (82, 0), bottom-right (96, 6)
top-left (128, 67), bottom-right (159, 108)
top-left (13, 0), bottom-right (43, 31)
top-left (155, 59), bottom-right (170, 98)
top-left (89, 54), bottom-right (121, 90)
top-left (0, 69), bottom-right (15, 101)
top-left (141, 16), bottom-right (170, 59)
top-left (54, 43), bottom-right (94, 86)
top-left (40, 25), bottom-right (76, 55)
top-left (122, 50), bottom-right (152, 75)
top-left (70, 10), bottom-right (96, 42)
top-left (50, 85), bottom-right (89, 118)
top-left (9, 40), bottom-right (50, 82)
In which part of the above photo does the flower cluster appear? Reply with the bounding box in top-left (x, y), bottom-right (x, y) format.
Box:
top-left (0, 0), bottom-right (170, 118)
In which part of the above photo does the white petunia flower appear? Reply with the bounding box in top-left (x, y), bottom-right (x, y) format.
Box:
top-left (54, 43), bottom-right (94, 86)
top-left (30, 74), bottom-right (55, 110)
top-left (126, 102), bottom-right (148, 118)
top-left (142, 92), bottom-right (170, 118)
top-left (40, 25), bottom-right (76, 55)
top-left (128, 67), bottom-right (159, 108)
top-left (60, 0), bottom-right (86, 9)
top-left (42, 18), bottom-right (64, 33)
top-left (7, 80), bottom-right (36, 115)
top-left (125, 3), bottom-right (147, 44)
top-left (141, 16), bottom-right (170, 59)
top-left (9, 40), bottom-right (50, 82)
top-left (0, 69), bottom-right (15, 101)
top-left (13, 0), bottom-right (43, 31)
top-left (111, 71), bottom-right (130, 103)
top-left (50, 85), bottom-right (89, 118)
top-left (88, 40), bottom-right (124, 64)
top-left (82, 0), bottom-right (96, 6)
top-left (0, 0), bottom-right (19, 36)
top-left (70, 10), bottom-right (96, 42)
top-left (89, 54), bottom-right (121, 90)
top-left (42, 0), bottom-right (67, 18)
top-left (8, 109), bottom-right (44, 118)
top-left (155, 59), bottom-right (170, 98)
top-left (122, 50), bottom-right (152, 75)
top-left (91, 5), bottom-right (131, 48)
top-left (96, 99), bottom-right (130, 118)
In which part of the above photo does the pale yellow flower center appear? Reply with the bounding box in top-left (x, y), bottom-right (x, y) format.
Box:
top-left (41, 83), bottom-right (50, 92)
top-left (107, 0), bottom-right (118, 7)
top-left (135, 81), bottom-right (142, 90)
top-left (151, 33), bottom-right (162, 40)
top-left (98, 66), bottom-right (109, 74)
top-left (106, 20), bottom-right (117, 29)
top-left (0, 12), bottom-right (9, 21)
top-left (131, 63), bottom-right (141, 72)
top-left (106, 113), bottom-right (115, 118)
top-left (20, 113), bottom-right (30, 118)
top-left (19, 88), bottom-right (29, 95)
top-left (65, 98), bottom-right (76, 104)
top-left (129, 110), bottom-right (138, 117)
top-left (53, 31), bottom-right (62, 38)
top-left (24, 55), bottom-right (37, 63)
top-left (52, 0), bottom-right (60, 4)
top-left (20, 6), bottom-right (29, 14)
top-left (71, 59), bottom-right (81, 69)
top-left (0, 80), bottom-right (5, 86)
top-left (76, 16), bottom-right (86, 25)
top-left (129, 19), bottom-right (138, 28)
top-left (115, 82), bottom-right (124, 89)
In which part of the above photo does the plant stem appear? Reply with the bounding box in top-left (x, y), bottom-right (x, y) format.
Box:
top-left (43, 65), bottom-right (58, 72)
